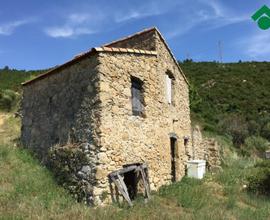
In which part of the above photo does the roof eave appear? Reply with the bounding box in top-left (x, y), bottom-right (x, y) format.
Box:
top-left (22, 49), bottom-right (98, 86)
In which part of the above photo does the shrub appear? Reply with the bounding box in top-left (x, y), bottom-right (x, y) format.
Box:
top-left (218, 114), bottom-right (249, 147)
top-left (248, 120), bottom-right (260, 136)
top-left (244, 136), bottom-right (269, 155)
top-left (189, 83), bottom-right (202, 113)
top-left (159, 177), bottom-right (210, 210)
top-left (261, 122), bottom-right (270, 141)
top-left (247, 160), bottom-right (270, 195)
top-left (48, 145), bottom-right (92, 204)
top-left (182, 62), bottom-right (270, 146)
top-left (0, 89), bottom-right (18, 111)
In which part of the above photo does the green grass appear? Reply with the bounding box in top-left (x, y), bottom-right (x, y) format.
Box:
top-left (0, 114), bottom-right (270, 219)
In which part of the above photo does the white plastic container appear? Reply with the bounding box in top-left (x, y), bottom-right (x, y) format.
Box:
top-left (265, 150), bottom-right (270, 159)
top-left (187, 160), bottom-right (206, 179)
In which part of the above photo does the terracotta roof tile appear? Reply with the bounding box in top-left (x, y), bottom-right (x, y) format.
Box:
top-left (104, 47), bottom-right (113, 52)
top-left (133, 49), bottom-right (140, 53)
top-left (118, 48), bottom-right (126, 52)
top-left (94, 47), bottom-right (103, 52)
top-left (127, 48), bottom-right (134, 53)
top-left (93, 47), bottom-right (156, 55)
top-left (111, 47), bottom-right (119, 52)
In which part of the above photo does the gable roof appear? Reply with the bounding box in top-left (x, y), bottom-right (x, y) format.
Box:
top-left (103, 27), bottom-right (156, 48)
top-left (22, 27), bottom-right (188, 86)
top-left (104, 27), bottom-right (188, 85)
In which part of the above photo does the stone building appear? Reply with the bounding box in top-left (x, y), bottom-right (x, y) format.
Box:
top-left (21, 27), bottom-right (192, 205)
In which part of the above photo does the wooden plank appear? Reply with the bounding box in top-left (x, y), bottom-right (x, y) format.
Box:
top-left (139, 167), bottom-right (150, 199)
top-left (109, 163), bottom-right (151, 206)
top-left (144, 168), bottom-right (151, 198)
top-left (117, 174), bottom-right (133, 206)
top-left (109, 164), bottom-right (148, 177)
top-left (109, 165), bottom-right (138, 176)
top-left (110, 175), bottom-right (133, 206)
top-left (144, 167), bottom-right (151, 196)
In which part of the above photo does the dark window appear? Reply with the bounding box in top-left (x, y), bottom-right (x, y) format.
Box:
top-left (131, 77), bottom-right (144, 116)
top-left (170, 137), bottom-right (177, 182)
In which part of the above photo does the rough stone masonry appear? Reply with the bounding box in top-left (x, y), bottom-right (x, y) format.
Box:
top-left (21, 27), bottom-right (195, 205)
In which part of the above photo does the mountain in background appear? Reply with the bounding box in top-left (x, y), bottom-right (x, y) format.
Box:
top-left (181, 61), bottom-right (270, 155)
top-left (1, 61), bottom-right (270, 154)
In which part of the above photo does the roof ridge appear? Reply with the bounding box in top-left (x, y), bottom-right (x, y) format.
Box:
top-left (94, 47), bottom-right (157, 55)
top-left (22, 46), bottom-right (157, 86)
top-left (22, 48), bottom-right (97, 86)
top-left (103, 27), bottom-right (157, 47)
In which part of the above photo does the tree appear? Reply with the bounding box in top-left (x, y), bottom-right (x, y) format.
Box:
top-left (219, 114), bottom-right (249, 147)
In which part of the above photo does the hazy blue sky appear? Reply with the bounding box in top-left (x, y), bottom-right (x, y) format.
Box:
top-left (0, 0), bottom-right (269, 70)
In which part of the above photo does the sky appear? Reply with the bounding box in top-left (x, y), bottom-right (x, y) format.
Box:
top-left (0, 0), bottom-right (270, 70)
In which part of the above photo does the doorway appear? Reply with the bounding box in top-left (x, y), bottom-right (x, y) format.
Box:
top-left (123, 170), bottom-right (137, 200)
top-left (170, 137), bottom-right (177, 182)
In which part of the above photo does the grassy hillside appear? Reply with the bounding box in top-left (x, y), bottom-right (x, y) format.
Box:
top-left (182, 61), bottom-right (270, 154)
top-left (1, 113), bottom-right (270, 219)
top-left (182, 61), bottom-right (270, 122)
top-left (0, 62), bottom-right (270, 219)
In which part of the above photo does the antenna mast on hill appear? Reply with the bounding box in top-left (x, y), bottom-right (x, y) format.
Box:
top-left (186, 52), bottom-right (190, 61)
top-left (218, 40), bottom-right (223, 63)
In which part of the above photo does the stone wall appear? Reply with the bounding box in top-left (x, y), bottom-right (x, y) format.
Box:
top-left (21, 55), bottom-right (102, 205)
top-left (48, 143), bottom-right (97, 204)
top-left (192, 125), bottom-right (221, 169)
top-left (21, 55), bottom-right (101, 160)
top-left (93, 33), bottom-right (191, 204)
